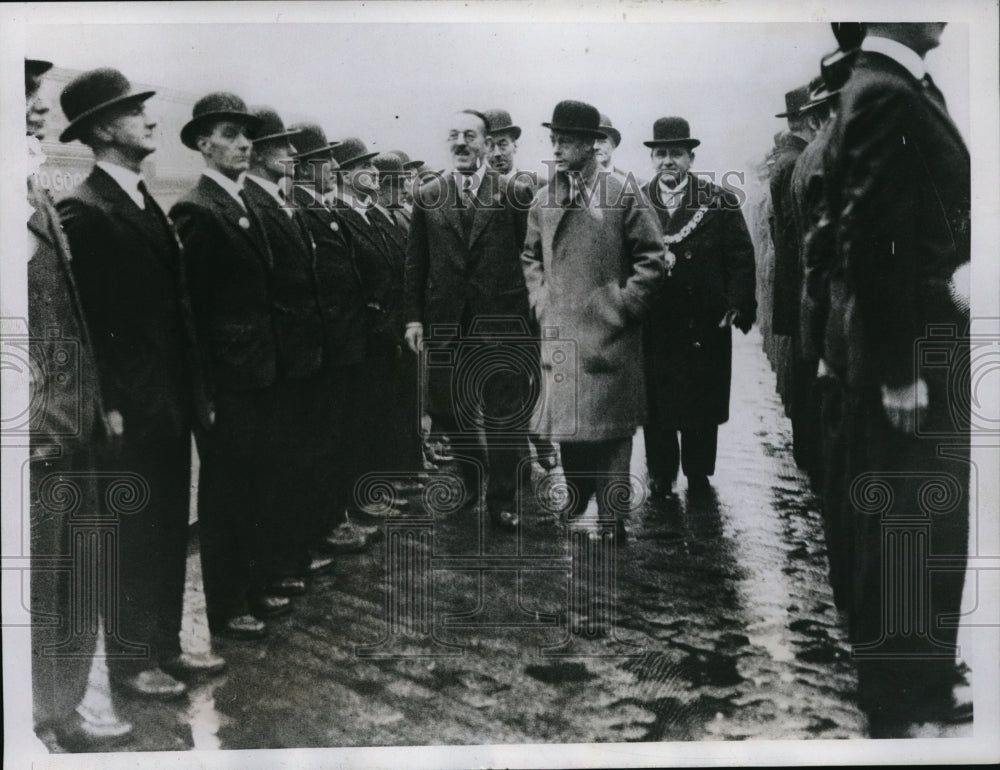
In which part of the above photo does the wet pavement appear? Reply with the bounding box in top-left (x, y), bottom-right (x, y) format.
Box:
top-left (47, 329), bottom-right (972, 751)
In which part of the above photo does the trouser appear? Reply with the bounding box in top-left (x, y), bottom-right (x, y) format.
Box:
top-left (560, 438), bottom-right (633, 518)
top-left (816, 373), bottom-right (852, 613)
top-left (270, 373), bottom-right (325, 579)
top-left (104, 429), bottom-right (192, 676)
top-left (789, 342), bottom-right (820, 476)
top-left (311, 364), bottom-right (351, 539)
top-left (845, 384), bottom-right (969, 719)
top-left (197, 387), bottom-right (278, 624)
top-left (644, 422), bottom-right (719, 484)
top-left (30, 450), bottom-right (100, 728)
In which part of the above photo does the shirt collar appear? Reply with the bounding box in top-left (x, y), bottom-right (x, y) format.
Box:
top-left (294, 182), bottom-right (328, 207)
top-left (202, 167), bottom-right (246, 207)
top-left (245, 172), bottom-right (292, 214)
top-left (453, 162), bottom-right (486, 196)
top-left (862, 35), bottom-right (926, 80)
top-left (97, 160), bottom-right (146, 209)
top-left (658, 174), bottom-right (689, 196)
top-left (337, 189), bottom-right (373, 222)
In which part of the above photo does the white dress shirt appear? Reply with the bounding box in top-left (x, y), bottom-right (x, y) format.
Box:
top-left (202, 167), bottom-right (247, 208)
top-left (97, 160), bottom-right (147, 209)
top-left (658, 174), bottom-right (689, 217)
top-left (453, 162), bottom-right (486, 197)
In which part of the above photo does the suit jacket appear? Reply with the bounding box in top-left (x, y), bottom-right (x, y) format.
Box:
top-left (640, 174), bottom-right (757, 427)
top-left (368, 206), bottom-right (409, 340)
top-left (769, 133), bottom-right (808, 336)
top-left (57, 166), bottom-right (209, 436)
top-left (28, 176), bottom-right (104, 448)
top-left (404, 168), bottom-right (534, 336)
top-left (242, 177), bottom-right (324, 379)
top-left (823, 51), bottom-right (970, 391)
top-left (521, 169), bottom-right (664, 440)
top-left (330, 198), bottom-right (398, 354)
top-left (170, 174), bottom-right (277, 395)
top-left (290, 186), bottom-right (367, 367)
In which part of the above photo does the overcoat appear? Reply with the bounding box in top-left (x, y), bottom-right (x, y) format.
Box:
top-left (641, 174), bottom-right (757, 428)
top-left (521, 169), bottom-right (664, 442)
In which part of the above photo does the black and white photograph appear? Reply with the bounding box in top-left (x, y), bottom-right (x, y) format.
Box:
top-left (2, 1), bottom-right (998, 767)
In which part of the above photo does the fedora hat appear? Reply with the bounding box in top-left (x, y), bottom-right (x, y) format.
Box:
top-left (482, 108), bottom-right (521, 140)
top-left (250, 106), bottom-right (301, 146)
top-left (288, 123), bottom-right (341, 160)
top-left (775, 84), bottom-right (811, 118)
top-left (180, 92), bottom-right (263, 150)
top-left (643, 117), bottom-right (700, 149)
top-left (59, 68), bottom-right (155, 143)
top-left (598, 113), bottom-right (621, 147)
top-left (330, 137), bottom-right (378, 169)
top-left (542, 100), bottom-right (606, 138)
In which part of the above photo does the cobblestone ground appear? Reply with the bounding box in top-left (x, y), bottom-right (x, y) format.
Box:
top-left (50, 329), bottom-right (973, 751)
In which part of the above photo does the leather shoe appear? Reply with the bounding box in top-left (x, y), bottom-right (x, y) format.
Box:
top-left (308, 555), bottom-right (335, 574)
top-left (212, 614), bottom-right (266, 639)
top-left (161, 651), bottom-right (227, 678)
top-left (112, 667), bottom-right (187, 700)
top-left (491, 510), bottom-right (519, 530)
top-left (251, 594), bottom-right (293, 619)
top-left (536, 453), bottom-right (558, 472)
top-left (52, 711), bottom-right (133, 751)
top-left (319, 522), bottom-right (375, 554)
top-left (269, 576), bottom-right (307, 596)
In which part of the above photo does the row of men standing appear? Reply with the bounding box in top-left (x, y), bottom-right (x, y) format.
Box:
top-left (764, 22), bottom-right (972, 736)
top-left (26, 61), bottom-right (762, 749)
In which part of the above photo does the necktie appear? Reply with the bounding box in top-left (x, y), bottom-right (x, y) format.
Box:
top-left (459, 175), bottom-right (475, 242)
top-left (138, 179), bottom-right (174, 238)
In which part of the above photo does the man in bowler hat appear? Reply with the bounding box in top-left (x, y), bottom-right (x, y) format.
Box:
top-left (26, 58), bottom-right (134, 750)
top-left (521, 100), bottom-right (664, 536)
top-left (640, 117), bottom-right (756, 495)
top-left (56, 68), bottom-right (222, 698)
top-left (242, 108), bottom-right (334, 595)
top-left (170, 93), bottom-right (293, 639)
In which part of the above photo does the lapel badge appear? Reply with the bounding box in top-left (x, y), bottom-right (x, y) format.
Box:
top-left (684, 249), bottom-right (692, 260)
top-left (330, 221), bottom-right (339, 232)
top-left (238, 216), bottom-right (251, 230)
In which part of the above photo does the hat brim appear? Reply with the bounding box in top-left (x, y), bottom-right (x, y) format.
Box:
top-left (490, 126), bottom-right (522, 141)
top-left (402, 160), bottom-right (425, 171)
top-left (774, 108), bottom-right (804, 118)
top-left (26, 59), bottom-right (53, 77)
top-left (253, 128), bottom-right (302, 145)
top-left (180, 111), bottom-right (264, 150)
top-left (643, 139), bottom-right (700, 149)
top-left (59, 89), bottom-right (155, 143)
top-left (542, 122), bottom-right (608, 138)
top-left (291, 141), bottom-right (342, 161)
top-left (336, 151), bottom-right (379, 169)
top-left (601, 128), bottom-right (622, 147)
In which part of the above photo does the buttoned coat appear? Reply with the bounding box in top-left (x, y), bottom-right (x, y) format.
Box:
top-left (641, 175), bottom-right (757, 428)
top-left (170, 175), bottom-right (278, 395)
top-left (58, 166), bottom-right (208, 435)
top-left (521, 169), bottom-right (664, 441)
top-left (242, 177), bottom-right (324, 379)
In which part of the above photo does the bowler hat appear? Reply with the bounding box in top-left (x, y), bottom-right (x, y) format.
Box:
top-left (775, 85), bottom-right (811, 118)
top-left (372, 152), bottom-right (404, 175)
top-left (643, 117), bottom-right (700, 149)
top-left (831, 22), bottom-right (865, 52)
top-left (389, 149), bottom-right (426, 171)
top-left (598, 113), bottom-right (621, 147)
top-left (180, 92), bottom-right (263, 150)
top-left (483, 108), bottom-right (522, 140)
top-left (26, 59), bottom-right (53, 78)
top-left (542, 100), bottom-right (606, 138)
top-left (289, 123), bottom-right (341, 160)
top-left (331, 137), bottom-right (378, 169)
top-left (59, 68), bottom-right (155, 143)
top-left (250, 106), bottom-right (301, 145)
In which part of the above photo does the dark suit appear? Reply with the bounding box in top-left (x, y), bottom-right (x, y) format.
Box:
top-left (291, 186), bottom-right (366, 538)
top-left (370, 205), bottom-right (425, 475)
top-left (823, 50), bottom-right (970, 722)
top-left (641, 175), bottom-right (756, 482)
top-left (404, 169), bottom-right (535, 513)
top-left (58, 165), bottom-right (205, 675)
top-left (243, 176), bottom-right (325, 578)
top-left (28, 175), bottom-right (103, 728)
top-left (170, 174), bottom-right (278, 624)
